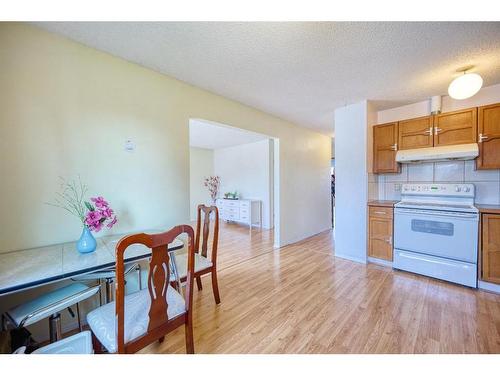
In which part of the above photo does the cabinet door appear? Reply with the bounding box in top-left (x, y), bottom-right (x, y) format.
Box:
top-left (373, 122), bottom-right (399, 173)
top-left (398, 116), bottom-right (433, 150)
top-left (482, 214), bottom-right (500, 284)
top-left (368, 216), bottom-right (393, 261)
top-left (477, 103), bottom-right (500, 170)
top-left (433, 108), bottom-right (477, 146)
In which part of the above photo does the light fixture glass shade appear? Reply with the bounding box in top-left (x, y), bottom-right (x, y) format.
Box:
top-left (448, 73), bottom-right (483, 100)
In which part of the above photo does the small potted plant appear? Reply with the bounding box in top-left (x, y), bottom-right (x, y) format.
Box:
top-left (48, 177), bottom-right (117, 253)
top-left (224, 191), bottom-right (239, 199)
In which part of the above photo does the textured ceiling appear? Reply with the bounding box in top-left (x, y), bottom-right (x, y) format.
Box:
top-left (33, 22), bottom-right (500, 135)
top-left (189, 119), bottom-right (268, 149)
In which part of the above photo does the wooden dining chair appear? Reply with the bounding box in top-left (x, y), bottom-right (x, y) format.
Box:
top-left (174, 205), bottom-right (220, 304)
top-left (87, 225), bottom-right (195, 354)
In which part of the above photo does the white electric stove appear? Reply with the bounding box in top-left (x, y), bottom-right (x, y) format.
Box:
top-left (393, 183), bottom-right (479, 288)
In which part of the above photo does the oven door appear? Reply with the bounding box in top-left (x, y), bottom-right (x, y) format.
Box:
top-left (394, 208), bottom-right (479, 263)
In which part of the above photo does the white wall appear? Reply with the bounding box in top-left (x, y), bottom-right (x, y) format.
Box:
top-left (189, 147), bottom-right (214, 221)
top-left (214, 140), bottom-right (273, 229)
top-left (334, 101), bottom-right (374, 264)
top-left (376, 83), bottom-right (500, 204)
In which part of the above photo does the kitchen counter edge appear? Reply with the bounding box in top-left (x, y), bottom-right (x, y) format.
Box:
top-left (476, 204), bottom-right (500, 214)
top-left (367, 200), bottom-right (398, 208)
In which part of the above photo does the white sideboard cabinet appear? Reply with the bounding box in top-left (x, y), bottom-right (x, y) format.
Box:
top-left (215, 199), bottom-right (262, 229)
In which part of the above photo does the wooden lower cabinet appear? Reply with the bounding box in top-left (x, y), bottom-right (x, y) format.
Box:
top-left (368, 206), bottom-right (393, 261)
top-left (481, 213), bottom-right (500, 284)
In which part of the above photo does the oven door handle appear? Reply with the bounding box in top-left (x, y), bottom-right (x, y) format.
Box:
top-left (395, 209), bottom-right (478, 220)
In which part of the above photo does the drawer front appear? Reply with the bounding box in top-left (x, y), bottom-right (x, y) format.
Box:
top-left (225, 200), bottom-right (238, 207)
top-left (228, 212), bottom-right (240, 221)
top-left (240, 213), bottom-right (249, 221)
top-left (240, 207), bottom-right (249, 215)
top-left (240, 201), bottom-right (250, 209)
top-left (227, 207), bottom-right (239, 214)
top-left (369, 206), bottom-right (393, 219)
top-left (394, 249), bottom-right (477, 288)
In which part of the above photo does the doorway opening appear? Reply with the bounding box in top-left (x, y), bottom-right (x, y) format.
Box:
top-left (331, 157), bottom-right (335, 228)
top-left (331, 137), bottom-right (335, 228)
top-left (188, 119), bottom-right (281, 257)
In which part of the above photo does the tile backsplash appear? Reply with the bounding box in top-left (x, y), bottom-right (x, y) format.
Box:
top-left (374, 161), bottom-right (500, 204)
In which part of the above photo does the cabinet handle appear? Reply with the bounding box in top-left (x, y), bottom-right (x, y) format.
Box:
top-left (374, 211), bottom-right (386, 215)
top-left (424, 127), bottom-right (433, 135)
top-left (479, 133), bottom-right (488, 143)
top-left (434, 127), bottom-right (442, 135)
top-left (386, 237), bottom-right (393, 245)
top-left (390, 143), bottom-right (398, 151)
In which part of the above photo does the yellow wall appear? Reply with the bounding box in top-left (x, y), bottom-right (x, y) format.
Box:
top-left (0, 22), bottom-right (332, 342)
top-left (0, 22), bottom-right (332, 252)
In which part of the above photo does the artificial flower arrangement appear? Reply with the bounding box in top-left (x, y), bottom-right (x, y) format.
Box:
top-left (204, 175), bottom-right (221, 203)
top-left (48, 177), bottom-right (117, 253)
top-left (83, 196), bottom-right (117, 232)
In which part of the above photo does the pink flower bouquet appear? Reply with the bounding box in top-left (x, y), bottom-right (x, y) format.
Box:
top-left (84, 197), bottom-right (118, 232)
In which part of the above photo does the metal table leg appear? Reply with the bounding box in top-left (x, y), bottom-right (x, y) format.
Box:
top-left (170, 252), bottom-right (182, 295)
top-left (105, 278), bottom-right (114, 303)
top-left (49, 313), bottom-right (62, 343)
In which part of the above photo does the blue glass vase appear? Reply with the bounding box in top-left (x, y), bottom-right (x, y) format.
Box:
top-left (77, 226), bottom-right (97, 253)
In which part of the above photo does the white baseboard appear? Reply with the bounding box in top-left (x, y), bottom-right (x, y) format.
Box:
top-left (367, 256), bottom-right (393, 268)
top-left (279, 227), bottom-right (332, 249)
top-left (478, 280), bottom-right (500, 294)
top-left (334, 253), bottom-right (367, 264)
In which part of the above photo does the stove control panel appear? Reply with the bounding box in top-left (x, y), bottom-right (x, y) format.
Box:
top-left (401, 183), bottom-right (475, 197)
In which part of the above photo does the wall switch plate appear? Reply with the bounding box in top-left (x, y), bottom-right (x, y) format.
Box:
top-left (124, 139), bottom-right (135, 152)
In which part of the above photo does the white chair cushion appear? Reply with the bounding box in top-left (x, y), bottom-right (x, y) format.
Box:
top-left (87, 285), bottom-right (185, 353)
top-left (7, 283), bottom-right (100, 327)
top-left (32, 331), bottom-right (93, 354)
top-left (173, 253), bottom-right (213, 279)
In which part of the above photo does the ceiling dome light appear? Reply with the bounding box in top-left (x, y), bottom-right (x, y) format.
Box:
top-left (448, 72), bottom-right (483, 100)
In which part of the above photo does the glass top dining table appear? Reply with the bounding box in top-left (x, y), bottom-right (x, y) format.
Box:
top-left (0, 230), bottom-right (184, 296)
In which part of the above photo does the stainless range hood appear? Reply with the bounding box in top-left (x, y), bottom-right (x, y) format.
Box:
top-left (396, 143), bottom-right (479, 164)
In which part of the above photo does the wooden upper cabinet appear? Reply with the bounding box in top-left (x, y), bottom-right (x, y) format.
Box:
top-left (433, 107), bottom-right (477, 146)
top-left (398, 116), bottom-right (433, 150)
top-left (373, 122), bottom-right (399, 174)
top-left (477, 103), bottom-right (500, 170)
top-left (481, 213), bottom-right (500, 284)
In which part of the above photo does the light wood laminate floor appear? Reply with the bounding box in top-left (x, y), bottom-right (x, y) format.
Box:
top-left (143, 221), bottom-right (500, 354)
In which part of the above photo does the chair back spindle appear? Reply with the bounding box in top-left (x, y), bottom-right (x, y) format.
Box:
top-left (195, 205), bottom-right (219, 265)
